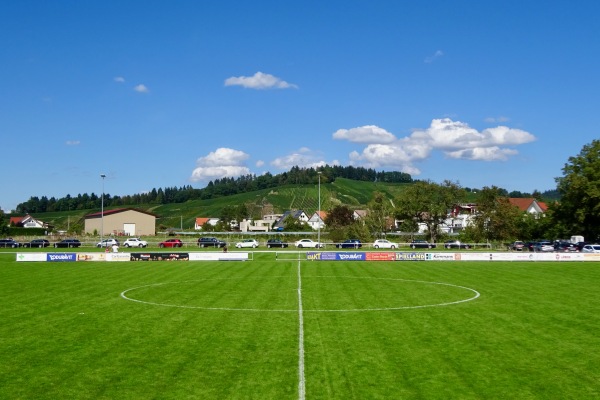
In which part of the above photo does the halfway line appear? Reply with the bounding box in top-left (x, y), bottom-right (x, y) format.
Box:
top-left (297, 260), bottom-right (306, 400)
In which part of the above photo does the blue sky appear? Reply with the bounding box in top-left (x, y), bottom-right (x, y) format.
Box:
top-left (2, 1), bottom-right (599, 212)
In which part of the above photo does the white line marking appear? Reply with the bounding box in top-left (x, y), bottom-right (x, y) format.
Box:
top-left (120, 277), bottom-right (480, 312)
top-left (297, 260), bottom-right (306, 400)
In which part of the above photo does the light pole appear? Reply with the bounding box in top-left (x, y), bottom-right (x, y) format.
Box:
top-left (100, 174), bottom-right (106, 245)
top-left (317, 171), bottom-right (321, 247)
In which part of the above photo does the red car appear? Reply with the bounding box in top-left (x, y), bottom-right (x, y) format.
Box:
top-left (159, 239), bottom-right (183, 248)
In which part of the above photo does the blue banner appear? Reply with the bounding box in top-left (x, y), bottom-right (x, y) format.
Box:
top-left (47, 253), bottom-right (77, 262)
top-left (306, 252), bottom-right (366, 261)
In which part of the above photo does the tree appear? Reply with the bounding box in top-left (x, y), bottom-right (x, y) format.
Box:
top-left (395, 180), bottom-right (466, 243)
top-left (364, 192), bottom-right (394, 237)
top-left (466, 186), bottom-right (522, 243)
top-left (324, 205), bottom-right (354, 229)
top-left (552, 139), bottom-right (600, 242)
top-left (0, 209), bottom-right (8, 235)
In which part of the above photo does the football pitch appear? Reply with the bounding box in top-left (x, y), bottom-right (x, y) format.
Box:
top-left (1, 253), bottom-right (599, 399)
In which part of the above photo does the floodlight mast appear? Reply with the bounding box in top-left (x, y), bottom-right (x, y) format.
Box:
top-left (100, 174), bottom-right (106, 246)
top-left (318, 171), bottom-right (321, 247)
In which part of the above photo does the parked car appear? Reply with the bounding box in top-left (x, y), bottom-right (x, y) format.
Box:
top-left (0, 239), bottom-right (22, 248)
top-left (96, 238), bottom-right (120, 248)
top-left (198, 237), bottom-right (227, 248)
top-left (159, 238), bottom-right (183, 248)
top-left (523, 241), bottom-right (536, 252)
top-left (336, 239), bottom-right (362, 249)
top-left (575, 241), bottom-right (591, 252)
top-left (235, 239), bottom-right (259, 248)
top-left (554, 241), bottom-right (578, 252)
top-left (444, 240), bottom-right (470, 249)
top-left (373, 239), bottom-right (398, 249)
top-left (54, 239), bottom-right (81, 248)
top-left (266, 239), bottom-right (288, 248)
top-left (533, 241), bottom-right (554, 252)
top-left (581, 244), bottom-right (600, 253)
top-left (410, 240), bottom-right (436, 249)
top-left (294, 239), bottom-right (323, 248)
top-left (23, 239), bottom-right (50, 248)
top-left (510, 241), bottom-right (525, 251)
top-left (123, 238), bottom-right (148, 248)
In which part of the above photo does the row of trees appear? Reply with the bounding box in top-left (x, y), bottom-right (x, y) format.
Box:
top-left (14, 166), bottom-right (413, 214)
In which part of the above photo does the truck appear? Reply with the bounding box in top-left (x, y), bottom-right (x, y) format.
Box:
top-left (570, 235), bottom-right (584, 244)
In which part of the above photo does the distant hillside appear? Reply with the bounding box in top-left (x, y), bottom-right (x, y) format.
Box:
top-left (23, 178), bottom-right (412, 232)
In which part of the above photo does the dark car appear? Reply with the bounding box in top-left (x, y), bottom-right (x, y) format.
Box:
top-left (0, 239), bottom-right (22, 248)
top-left (198, 237), bottom-right (227, 248)
top-left (336, 239), bottom-right (362, 249)
top-left (410, 240), bottom-right (436, 249)
top-left (23, 239), bottom-right (50, 248)
top-left (510, 241), bottom-right (525, 251)
top-left (266, 239), bottom-right (288, 248)
top-left (159, 238), bottom-right (184, 248)
top-left (554, 241), bottom-right (578, 252)
top-left (53, 239), bottom-right (82, 248)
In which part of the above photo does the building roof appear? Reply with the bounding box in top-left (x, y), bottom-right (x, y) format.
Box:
top-left (85, 208), bottom-right (157, 219)
top-left (9, 216), bottom-right (24, 225)
top-left (195, 217), bottom-right (210, 226)
top-left (508, 198), bottom-right (547, 213)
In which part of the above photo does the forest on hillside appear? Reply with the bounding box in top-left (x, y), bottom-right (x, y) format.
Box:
top-left (14, 165), bottom-right (414, 214)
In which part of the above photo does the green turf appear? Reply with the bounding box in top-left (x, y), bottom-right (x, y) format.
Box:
top-left (0, 252), bottom-right (599, 399)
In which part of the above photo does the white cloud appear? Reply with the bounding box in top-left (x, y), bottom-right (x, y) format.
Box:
top-left (114, 76), bottom-right (125, 83)
top-left (341, 118), bottom-right (536, 175)
top-left (255, 160), bottom-right (265, 167)
top-left (224, 71), bottom-right (298, 90)
top-left (333, 125), bottom-right (396, 144)
top-left (66, 140), bottom-right (80, 146)
top-left (133, 84), bottom-right (149, 93)
top-left (425, 50), bottom-right (444, 63)
top-left (190, 148), bottom-right (251, 182)
top-left (270, 148), bottom-right (332, 170)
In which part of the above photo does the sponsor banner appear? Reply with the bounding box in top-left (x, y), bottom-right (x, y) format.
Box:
top-left (305, 252), bottom-right (366, 261)
top-left (47, 253), bottom-right (77, 262)
top-left (426, 253), bottom-right (457, 261)
top-left (16, 253), bottom-right (47, 262)
top-left (366, 252), bottom-right (396, 261)
top-left (306, 252), bottom-right (336, 261)
top-left (188, 252), bottom-right (249, 261)
top-left (130, 252), bottom-right (190, 261)
top-left (106, 253), bottom-right (131, 262)
top-left (336, 252), bottom-right (366, 261)
top-left (490, 253), bottom-right (516, 261)
top-left (583, 253), bottom-right (600, 261)
top-left (77, 253), bottom-right (107, 261)
top-left (396, 252), bottom-right (427, 261)
top-left (555, 253), bottom-right (583, 261)
top-left (455, 253), bottom-right (493, 261)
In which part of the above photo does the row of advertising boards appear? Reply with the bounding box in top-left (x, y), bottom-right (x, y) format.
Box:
top-left (15, 251), bottom-right (600, 262)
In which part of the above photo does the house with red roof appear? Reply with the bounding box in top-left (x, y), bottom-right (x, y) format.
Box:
top-left (508, 198), bottom-right (548, 218)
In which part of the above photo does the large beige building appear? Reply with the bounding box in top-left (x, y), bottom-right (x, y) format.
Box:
top-left (85, 208), bottom-right (157, 236)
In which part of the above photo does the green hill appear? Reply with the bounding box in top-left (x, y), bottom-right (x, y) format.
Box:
top-left (24, 178), bottom-right (412, 232)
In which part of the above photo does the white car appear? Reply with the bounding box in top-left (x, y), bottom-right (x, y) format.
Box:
top-left (96, 238), bottom-right (119, 248)
top-left (373, 239), bottom-right (398, 249)
top-left (295, 239), bottom-right (323, 248)
top-left (235, 239), bottom-right (259, 248)
top-left (123, 237), bottom-right (148, 248)
top-left (581, 244), bottom-right (600, 253)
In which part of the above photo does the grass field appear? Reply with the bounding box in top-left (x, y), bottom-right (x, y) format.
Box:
top-left (1, 252), bottom-right (599, 399)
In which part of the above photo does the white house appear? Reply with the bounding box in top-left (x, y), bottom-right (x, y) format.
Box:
top-left (194, 217), bottom-right (220, 230)
top-left (307, 211), bottom-right (327, 231)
